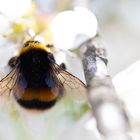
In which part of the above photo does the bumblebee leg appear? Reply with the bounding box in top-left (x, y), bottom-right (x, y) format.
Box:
top-left (60, 63), bottom-right (66, 70)
top-left (46, 44), bottom-right (53, 48)
top-left (8, 56), bottom-right (18, 68)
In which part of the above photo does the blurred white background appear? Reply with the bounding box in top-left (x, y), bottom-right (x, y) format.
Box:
top-left (92, 0), bottom-right (140, 76)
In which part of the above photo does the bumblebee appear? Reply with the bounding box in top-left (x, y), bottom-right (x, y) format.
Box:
top-left (0, 40), bottom-right (87, 110)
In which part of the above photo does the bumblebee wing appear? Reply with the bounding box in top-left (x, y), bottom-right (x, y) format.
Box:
top-left (53, 64), bottom-right (87, 100)
top-left (0, 68), bottom-right (18, 97)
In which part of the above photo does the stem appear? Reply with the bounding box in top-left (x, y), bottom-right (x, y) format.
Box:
top-left (79, 36), bottom-right (131, 140)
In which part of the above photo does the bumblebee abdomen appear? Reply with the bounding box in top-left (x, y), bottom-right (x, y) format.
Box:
top-left (15, 88), bottom-right (58, 110)
top-left (17, 99), bottom-right (57, 110)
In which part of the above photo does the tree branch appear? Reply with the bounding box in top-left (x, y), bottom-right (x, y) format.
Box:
top-left (79, 36), bottom-right (131, 140)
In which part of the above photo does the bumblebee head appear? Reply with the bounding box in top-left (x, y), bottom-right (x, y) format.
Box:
top-left (23, 40), bottom-right (40, 48)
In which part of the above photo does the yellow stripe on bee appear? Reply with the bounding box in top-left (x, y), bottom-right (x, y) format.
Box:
top-left (21, 88), bottom-right (58, 101)
top-left (20, 43), bottom-right (51, 55)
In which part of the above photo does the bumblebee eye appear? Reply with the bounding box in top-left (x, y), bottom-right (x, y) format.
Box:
top-left (23, 41), bottom-right (32, 47)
